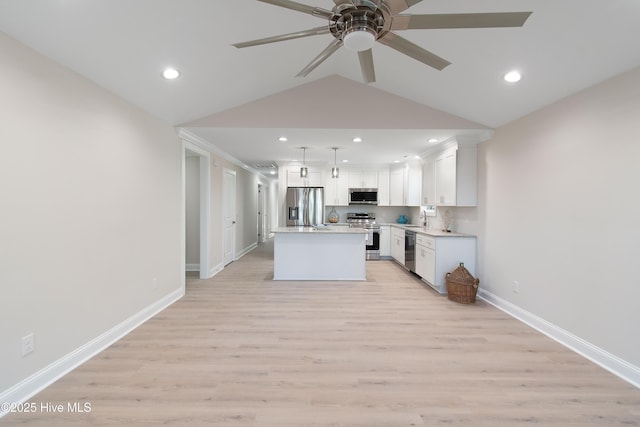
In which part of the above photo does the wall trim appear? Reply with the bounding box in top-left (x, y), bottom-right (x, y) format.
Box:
top-left (236, 242), bottom-right (258, 260)
top-left (208, 262), bottom-right (224, 279)
top-left (478, 289), bottom-right (640, 389)
top-left (185, 263), bottom-right (200, 272)
top-left (0, 287), bottom-right (184, 418)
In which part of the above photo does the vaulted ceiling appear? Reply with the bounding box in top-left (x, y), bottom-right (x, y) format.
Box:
top-left (2, 0), bottom-right (639, 170)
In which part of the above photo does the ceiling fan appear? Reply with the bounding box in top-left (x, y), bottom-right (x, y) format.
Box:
top-left (233, 0), bottom-right (532, 83)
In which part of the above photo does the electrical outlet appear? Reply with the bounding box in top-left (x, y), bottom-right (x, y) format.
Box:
top-left (152, 278), bottom-right (158, 290)
top-left (21, 333), bottom-right (34, 357)
top-left (512, 281), bottom-right (520, 293)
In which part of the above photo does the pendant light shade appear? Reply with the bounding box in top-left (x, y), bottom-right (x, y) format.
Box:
top-left (300, 147), bottom-right (308, 178)
top-left (331, 147), bottom-right (339, 179)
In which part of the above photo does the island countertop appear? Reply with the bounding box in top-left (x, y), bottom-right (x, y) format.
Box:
top-left (272, 226), bottom-right (369, 234)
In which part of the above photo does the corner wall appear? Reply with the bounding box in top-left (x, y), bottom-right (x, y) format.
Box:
top-left (460, 66), bottom-right (640, 378)
top-left (0, 32), bottom-right (182, 398)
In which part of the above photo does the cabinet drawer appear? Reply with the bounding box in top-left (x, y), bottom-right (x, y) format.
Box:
top-left (416, 234), bottom-right (435, 249)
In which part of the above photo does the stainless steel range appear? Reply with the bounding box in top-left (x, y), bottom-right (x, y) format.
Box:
top-left (346, 212), bottom-right (380, 260)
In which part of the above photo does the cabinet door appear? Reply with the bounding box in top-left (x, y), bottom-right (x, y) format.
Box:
top-left (336, 173), bottom-right (349, 205)
top-left (377, 169), bottom-right (390, 206)
top-left (435, 151), bottom-right (456, 205)
top-left (288, 169), bottom-right (323, 188)
top-left (326, 172), bottom-right (349, 206)
top-left (347, 171), bottom-right (363, 188)
top-left (391, 229), bottom-right (405, 264)
top-left (405, 163), bottom-right (422, 206)
top-left (362, 170), bottom-right (378, 188)
top-left (422, 158), bottom-right (436, 205)
top-left (420, 245), bottom-right (435, 284)
top-left (379, 226), bottom-right (391, 257)
top-left (389, 168), bottom-right (404, 206)
top-left (325, 174), bottom-right (338, 205)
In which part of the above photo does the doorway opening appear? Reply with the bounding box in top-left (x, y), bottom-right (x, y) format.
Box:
top-left (183, 141), bottom-right (211, 285)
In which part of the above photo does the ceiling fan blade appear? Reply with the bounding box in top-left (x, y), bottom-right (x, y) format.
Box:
top-left (296, 39), bottom-right (342, 77)
top-left (232, 26), bottom-right (330, 48)
top-left (392, 12), bottom-right (533, 31)
top-left (384, 0), bottom-right (424, 15)
top-left (358, 49), bottom-right (376, 83)
top-left (258, 0), bottom-right (333, 19)
top-left (378, 32), bottom-right (450, 70)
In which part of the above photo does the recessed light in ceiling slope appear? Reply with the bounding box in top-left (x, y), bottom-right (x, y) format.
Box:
top-left (162, 67), bottom-right (180, 80)
top-left (504, 70), bottom-right (522, 83)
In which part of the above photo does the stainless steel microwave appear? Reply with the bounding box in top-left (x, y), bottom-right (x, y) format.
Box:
top-left (349, 188), bottom-right (378, 205)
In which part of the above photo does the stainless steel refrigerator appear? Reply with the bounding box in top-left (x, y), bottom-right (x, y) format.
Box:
top-left (286, 187), bottom-right (324, 226)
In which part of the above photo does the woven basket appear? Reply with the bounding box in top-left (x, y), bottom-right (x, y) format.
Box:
top-left (446, 263), bottom-right (479, 304)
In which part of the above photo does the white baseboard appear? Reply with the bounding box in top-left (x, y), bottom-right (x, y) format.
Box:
top-left (235, 242), bottom-right (257, 260)
top-left (478, 288), bottom-right (640, 389)
top-left (185, 263), bottom-right (199, 272)
top-left (0, 287), bottom-right (184, 418)
top-left (207, 262), bottom-right (223, 278)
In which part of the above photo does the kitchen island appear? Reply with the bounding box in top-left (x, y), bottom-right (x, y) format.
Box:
top-left (272, 226), bottom-right (369, 280)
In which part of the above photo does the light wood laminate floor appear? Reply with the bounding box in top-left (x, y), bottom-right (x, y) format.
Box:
top-left (3, 240), bottom-right (639, 426)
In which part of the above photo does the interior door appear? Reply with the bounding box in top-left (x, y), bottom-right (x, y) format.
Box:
top-left (223, 169), bottom-right (236, 266)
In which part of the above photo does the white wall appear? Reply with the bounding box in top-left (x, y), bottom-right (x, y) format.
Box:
top-left (0, 32), bottom-right (182, 395)
top-left (457, 66), bottom-right (640, 370)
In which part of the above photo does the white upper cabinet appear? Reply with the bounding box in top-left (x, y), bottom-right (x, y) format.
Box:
top-left (287, 168), bottom-right (324, 187)
top-left (435, 150), bottom-right (457, 205)
top-left (389, 163), bottom-right (422, 206)
top-left (348, 170), bottom-right (378, 188)
top-left (431, 145), bottom-right (477, 207)
top-left (389, 167), bottom-right (404, 206)
top-left (325, 171), bottom-right (349, 206)
top-left (377, 168), bottom-right (390, 206)
top-left (405, 161), bottom-right (422, 206)
top-left (421, 157), bottom-right (436, 205)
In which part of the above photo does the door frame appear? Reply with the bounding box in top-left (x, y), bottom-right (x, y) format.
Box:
top-left (182, 140), bottom-right (211, 281)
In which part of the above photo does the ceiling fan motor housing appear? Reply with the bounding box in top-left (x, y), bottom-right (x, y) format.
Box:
top-left (330, 4), bottom-right (389, 47)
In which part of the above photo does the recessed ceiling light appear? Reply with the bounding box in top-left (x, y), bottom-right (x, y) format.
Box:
top-left (278, 136), bottom-right (288, 142)
top-left (393, 160), bottom-right (401, 163)
top-left (504, 70), bottom-right (522, 83)
top-left (427, 138), bottom-right (438, 143)
top-left (342, 159), bottom-right (349, 163)
top-left (162, 67), bottom-right (180, 80)
top-left (270, 171), bottom-right (276, 175)
top-left (352, 137), bottom-right (362, 143)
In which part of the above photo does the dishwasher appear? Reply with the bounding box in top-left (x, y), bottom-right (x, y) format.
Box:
top-left (404, 230), bottom-right (416, 272)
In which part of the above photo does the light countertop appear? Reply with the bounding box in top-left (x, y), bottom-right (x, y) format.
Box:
top-left (273, 226), bottom-right (369, 234)
top-left (385, 223), bottom-right (475, 238)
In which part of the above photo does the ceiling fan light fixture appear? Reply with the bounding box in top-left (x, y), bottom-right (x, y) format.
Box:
top-left (343, 29), bottom-right (375, 52)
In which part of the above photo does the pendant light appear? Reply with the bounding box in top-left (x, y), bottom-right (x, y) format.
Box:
top-left (300, 147), bottom-right (308, 178)
top-left (331, 147), bottom-right (339, 179)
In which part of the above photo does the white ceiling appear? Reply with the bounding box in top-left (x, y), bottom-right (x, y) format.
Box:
top-left (2, 0), bottom-right (640, 173)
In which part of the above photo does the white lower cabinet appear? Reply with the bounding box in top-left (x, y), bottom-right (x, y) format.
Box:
top-left (379, 225), bottom-right (391, 257)
top-left (390, 227), bottom-right (405, 265)
top-left (415, 235), bottom-right (435, 284)
top-left (414, 233), bottom-right (476, 294)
